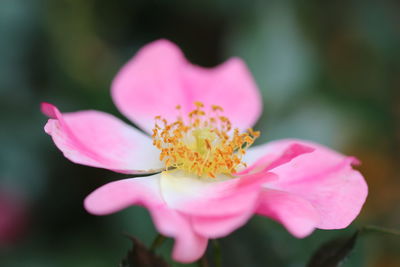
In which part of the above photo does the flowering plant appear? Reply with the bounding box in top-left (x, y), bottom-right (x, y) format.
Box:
top-left (42, 39), bottom-right (367, 263)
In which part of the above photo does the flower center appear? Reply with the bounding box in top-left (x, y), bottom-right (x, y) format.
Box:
top-left (152, 102), bottom-right (260, 178)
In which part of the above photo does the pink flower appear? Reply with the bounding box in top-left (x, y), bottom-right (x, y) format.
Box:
top-left (41, 39), bottom-right (368, 263)
top-left (0, 189), bottom-right (28, 247)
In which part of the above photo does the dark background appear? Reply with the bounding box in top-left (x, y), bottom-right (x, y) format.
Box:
top-left (1, 0), bottom-right (399, 266)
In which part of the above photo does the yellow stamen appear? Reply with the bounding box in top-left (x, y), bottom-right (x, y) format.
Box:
top-left (152, 102), bottom-right (259, 178)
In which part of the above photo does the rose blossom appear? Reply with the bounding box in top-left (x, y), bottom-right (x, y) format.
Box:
top-left (0, 189), bottom-right (28, 247)
top-left (42, 39), bottom-right (368, 263)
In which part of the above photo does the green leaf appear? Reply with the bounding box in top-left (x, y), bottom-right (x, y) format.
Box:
top-left (307, 231), bottom-right (359, 267)
top-left (120, 236), bottom-right (169, 267)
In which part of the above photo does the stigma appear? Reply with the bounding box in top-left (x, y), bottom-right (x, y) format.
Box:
top-left (152, 102), bottom-right (260, 178)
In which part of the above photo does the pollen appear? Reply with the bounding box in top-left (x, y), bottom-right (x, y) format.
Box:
top-left (152, 102), bottom-right (260, 178)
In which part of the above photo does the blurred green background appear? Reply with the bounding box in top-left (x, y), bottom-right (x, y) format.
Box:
top-left (1, 0), bottom-right (399, 266)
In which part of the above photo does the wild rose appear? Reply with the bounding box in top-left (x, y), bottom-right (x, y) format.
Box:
top-left (42, 39), bottom-right (368, 263)
top-left (0, 189), bottom-right (28, 247)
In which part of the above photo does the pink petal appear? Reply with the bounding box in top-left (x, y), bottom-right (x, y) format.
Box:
top-left (84, 175), bottom-right (208, 263)
top-left (41, 102), bottom-right (163, 174)
top-left (191, 213), bottom-right (255, 239)
top-left (270, 158), bottom-right (367, 230)
top-left (160, 171), bottom-right (277, 238)
top-left (256, 189), bottom-right (320, 238)
top-left (151, 208), bottom-right (208, 263)
top-left (0, 190), bottom-right (28, 246)
top-left (256, 139), bottom-right (368, 230)
top-left (240, 141), bottom-right (315, 175)
top-left (112, 39), bottom-right (262, 134)
top-left (84, 177), bottom-right (159, 215)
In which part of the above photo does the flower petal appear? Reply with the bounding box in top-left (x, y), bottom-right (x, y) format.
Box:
top-left (41, 102), bottom-right (163, 174)
top-left (111, 39), bottom-right (262, 134)
top-left (84, 175), bottom-right (208, 263)
top-left (257, 139), bottom-right (368, 230)
top-left (191, 213), bottom-right (254, 239)
top-left (271, 158), bottom-right (367, 230)
top-left (256, 189), bottom-right (320, 238)
top-left (160, 171), bottom-right (277, 238)
top-left (160, 171), bottom-right (275, 217)
top-left (241, 141), bottom-right (315, 175)
top-left (0, 190), bottom-right (27, 245)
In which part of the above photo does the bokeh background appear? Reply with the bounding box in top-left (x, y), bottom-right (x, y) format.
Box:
top-left (1, 0), bottom-right (399, 266)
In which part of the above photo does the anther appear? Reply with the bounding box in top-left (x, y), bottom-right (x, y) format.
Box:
top-left (152, 101), bottom-right (259, 178)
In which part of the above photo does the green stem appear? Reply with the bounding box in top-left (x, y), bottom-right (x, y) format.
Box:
top-left (213, 239), bottom-right (222, 267)
top-left (197, 256), bottom-right (209, 267)
top-left (150, 234), bottom-right (166, 252)
top-left (361, 225), bottom-right (400, 236)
